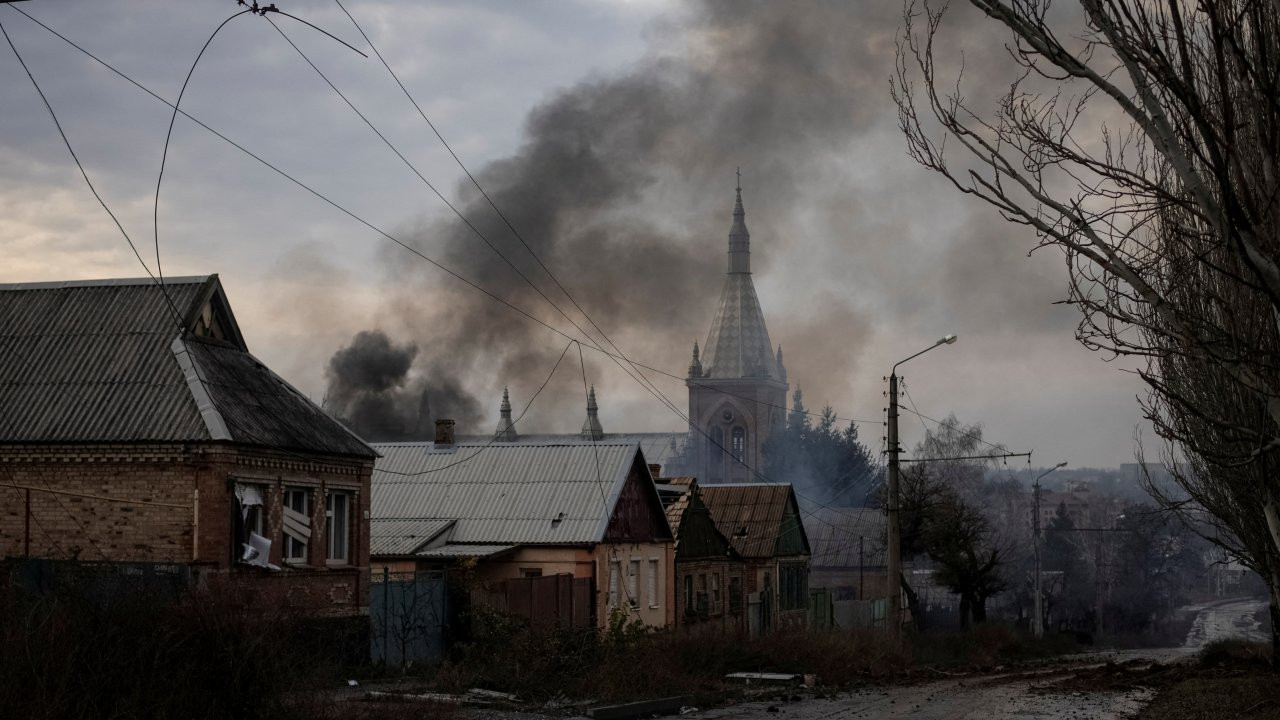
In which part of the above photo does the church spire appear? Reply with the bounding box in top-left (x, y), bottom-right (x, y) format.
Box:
top-left (688, 341), bottom-right (703, 378)
top-left (495, 386), bottom-right (518, 441)
top-left (581, 385), bottom-right (604, 440)
top-left (776, 345), bottom-right (786, 381)
top-left (728, 168), bottom-right (750, 274)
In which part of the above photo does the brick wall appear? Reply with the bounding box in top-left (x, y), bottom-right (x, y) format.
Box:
top-left (0, 442), bottom-right (373, 615)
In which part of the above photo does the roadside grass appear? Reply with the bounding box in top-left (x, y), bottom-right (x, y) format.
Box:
top-left (1132, 640), bottom-right (1278, 720)
top-left (412, 611), bottom-right (1078, 704)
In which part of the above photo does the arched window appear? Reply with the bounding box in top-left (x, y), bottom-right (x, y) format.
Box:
top-left (709, 426), bottom-right (724, 459)
top-left (731, 426), bottom-right (746, 463)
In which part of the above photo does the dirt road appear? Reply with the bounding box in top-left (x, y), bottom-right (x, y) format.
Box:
top-left (672, 597), bottom-right (1268, 720)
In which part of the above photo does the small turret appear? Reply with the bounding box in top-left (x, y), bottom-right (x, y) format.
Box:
top-left (776, 345), bottom-right (786, 381)
top-left (688, 341), bottom-right (704, 378)
top-left (581, 385), bottom-right (604, 440)
top-left (495, 387), bottom-right (518, 441)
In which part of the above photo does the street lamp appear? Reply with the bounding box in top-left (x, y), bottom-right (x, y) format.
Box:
top-left (1033, 461), bottom-right (1068, 638)
top-left (886, 333), bottom-right (957, 638)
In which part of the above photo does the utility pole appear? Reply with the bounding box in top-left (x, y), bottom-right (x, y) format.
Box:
top-left (887, 371), bottom-right (902, 636)
top-left (885, 334), bottom-right (956, 638)
top-left (1033, 461), bottom-right (1066, 639)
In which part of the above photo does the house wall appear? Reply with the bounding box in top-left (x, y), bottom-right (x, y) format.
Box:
top-left (0, 442), bottom-right (373, 616)
top-left (593, 541), bottom-right (676, 629)
top-left (674, 558), bottom-right (748, 633)
top-left (749, 555), bottom-right (811, 631)
top-left (811, 566), bottom-right (893, 602)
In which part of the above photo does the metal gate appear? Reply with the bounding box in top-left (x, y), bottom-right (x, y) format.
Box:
top-left (370, 568), bottom-right (446, 665)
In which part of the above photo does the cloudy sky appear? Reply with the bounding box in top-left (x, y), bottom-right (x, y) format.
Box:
top-left (0, 0), bottom-right (1150, 468)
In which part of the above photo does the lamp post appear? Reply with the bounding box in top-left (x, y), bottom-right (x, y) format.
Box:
top-left (886, 333), bottom-right (956, 638)
top-left (1033, 461), bottom-right (1068, 638)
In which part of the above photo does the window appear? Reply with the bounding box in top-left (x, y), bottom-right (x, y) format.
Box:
top-left (729, 576), bottom-right (743, 613)
top-left (779, 564), bottom-right (808, 610)
top-left (647, 558), bottom-right (659, 608)
top-left (731, 427), bottom-right (746, 462)
top-left (282, 488), bottom-right (311, 564)
top-left (325, 491), bottom-right (350, 564)
top-left (709, 426), bottom-right (724, 459)
top-left (520, 568), bottom-right (542, 578)
top-left (711, 572), bottom-right (722, 614)
top-left (683, 574), bottom-right (694, 614)
top-left (608, 560), bottom-right (621, 607)
top-left (627, 560), bottom-right (640, 606)
top-left (234, 483), bottom-right (267, 565)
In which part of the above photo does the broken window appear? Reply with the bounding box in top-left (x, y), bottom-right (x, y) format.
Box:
top-left (234, 483), bottom-right (274, 568)
top-left (325, 491), bottom-right (350, 565)
top-left (282, 487), bottom-right (311, 564)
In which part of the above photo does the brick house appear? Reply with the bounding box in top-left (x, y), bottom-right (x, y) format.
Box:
top-left (0, 276), bottom-right (377, 615)
top-left (370, 437), bottom-right (676, 629)
top-left (656, 475), bottom-right (749, 632)
top-left (698, 482), bottom-right (811, 633)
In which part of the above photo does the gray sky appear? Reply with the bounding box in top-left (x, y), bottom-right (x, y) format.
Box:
top-left (0, 0), bottom-right (1150, 468)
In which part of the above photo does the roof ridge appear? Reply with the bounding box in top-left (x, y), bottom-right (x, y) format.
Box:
top-left (0, 275), bottom-right (211, 291)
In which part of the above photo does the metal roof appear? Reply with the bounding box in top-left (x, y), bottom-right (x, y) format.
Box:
top-left (371, 441), bottom-right (648, 549)
top-left (699, 188), bottom-right (782, 381)
top-left (698, 483), bottom-right (808, 559)
top-left (461, 432), bottom-right (687, 468)
top-left (0, 275), bottom-right (374, 458)
top-left (414, 544), bottom-right (516, 559)
top-left (804, 507), bottom-right (886, 569)
top-left (368, 518), bottom-right (455, 556)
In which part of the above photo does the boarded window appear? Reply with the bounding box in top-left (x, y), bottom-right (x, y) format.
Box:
top-left (282, 487), bottom-right (311, 564)
top-left (627, 560), bottom-right (639, 606)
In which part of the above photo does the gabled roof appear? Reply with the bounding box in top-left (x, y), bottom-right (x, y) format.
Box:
top-left (459, 432), bottom-right (687, 468)
top-left (804, 507), bottom-right (886, 569)
top-left (698, 482), bottom-right (811, 559)
top-left (370, 441), bottom-right (670, 553)
top-left (0, 275), bottom-right (374, 458)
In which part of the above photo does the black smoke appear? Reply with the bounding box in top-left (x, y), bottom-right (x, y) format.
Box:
top-left (325, 1), bottom-right (1039, 438)
top-left (324, 330), bottom-right (482, 441)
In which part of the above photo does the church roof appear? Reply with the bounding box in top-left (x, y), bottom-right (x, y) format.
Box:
top-left (699, 185), bottom-right (783, 381)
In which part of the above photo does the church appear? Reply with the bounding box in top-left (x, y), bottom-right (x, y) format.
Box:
top-left (683, 180), bottom-right (788, 483)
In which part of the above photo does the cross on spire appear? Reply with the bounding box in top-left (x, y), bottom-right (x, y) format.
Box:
top-left (735, 166), bottom-right (741, 191)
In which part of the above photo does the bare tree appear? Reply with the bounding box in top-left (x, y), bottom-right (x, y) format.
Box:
top-left (893, 0), bottom-right (1280, 650)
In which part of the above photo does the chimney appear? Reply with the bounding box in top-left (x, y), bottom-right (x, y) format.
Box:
top-left (649, 463), bottom-right (662, 479)
top-left (434, 418), bottom-right (456, 446)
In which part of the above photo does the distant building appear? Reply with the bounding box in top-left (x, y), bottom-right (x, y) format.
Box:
top-left (369, 437), bottom-right (675, 629)
top-left (0, 276), bottom-right (377, 616)
top-left (698, 482), bottom-right (811, 633)
top-left (684, 182), bottom-right (788, 484)
top-left (655, 475), bottom-right (748, 632)
top-left (805, 507), bottom-right (890, 602)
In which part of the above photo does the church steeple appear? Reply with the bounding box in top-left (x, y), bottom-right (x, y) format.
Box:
top-left (495, 386), bottom-right (518, 441)
top-left (728, 168), bottom-right (751, 274)
top-left (699, 174), bottom-right (782, 379)
top-left (688, 341), bottom-right (703, 378)
top-left (581, 385), bottom-right (604, 440)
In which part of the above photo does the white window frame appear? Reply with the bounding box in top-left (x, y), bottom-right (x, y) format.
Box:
top-left (647, 558), bottom-right (659, 609)
top-left (282, 487), bottom-right (310, 564)
top-left (627, 559), bottom-right (640, 607)
top-left (325, 491), bottom-right (351, 565)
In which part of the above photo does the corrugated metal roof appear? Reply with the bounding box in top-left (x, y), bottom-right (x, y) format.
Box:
top-left (699, 483), bottom-right (807, 559)
top-left (368, 518), bottom-right (455, 556)
top-left (0, 275), bottom-right (375, 458)
top-left (371, 441), bottom-right (643, 549)
top-left (804, 507), bottom-right (886, 569)
top-left (463, 432), bottom-right (686, 467)
top-left (0, 278), bottom-right (211, 442)
top-left (415, 544), bottom-right (516, 559)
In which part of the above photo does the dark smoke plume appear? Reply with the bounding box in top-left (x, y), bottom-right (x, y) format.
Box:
top-left (325, 330), bottom-right (481, 441)
top-left (326, 1), bottom-right (1026, 438)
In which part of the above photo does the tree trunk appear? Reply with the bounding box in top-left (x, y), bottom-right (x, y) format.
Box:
top-left (972, 594), bottom-right (988, 624)
top-left (959, 593), bottom-right (972, 629)
top-left (901, 572), bottom-right (926, 631)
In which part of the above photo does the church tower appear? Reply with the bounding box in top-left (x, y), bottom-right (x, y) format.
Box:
top-left (686, 178), bottom-right (788, 483)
